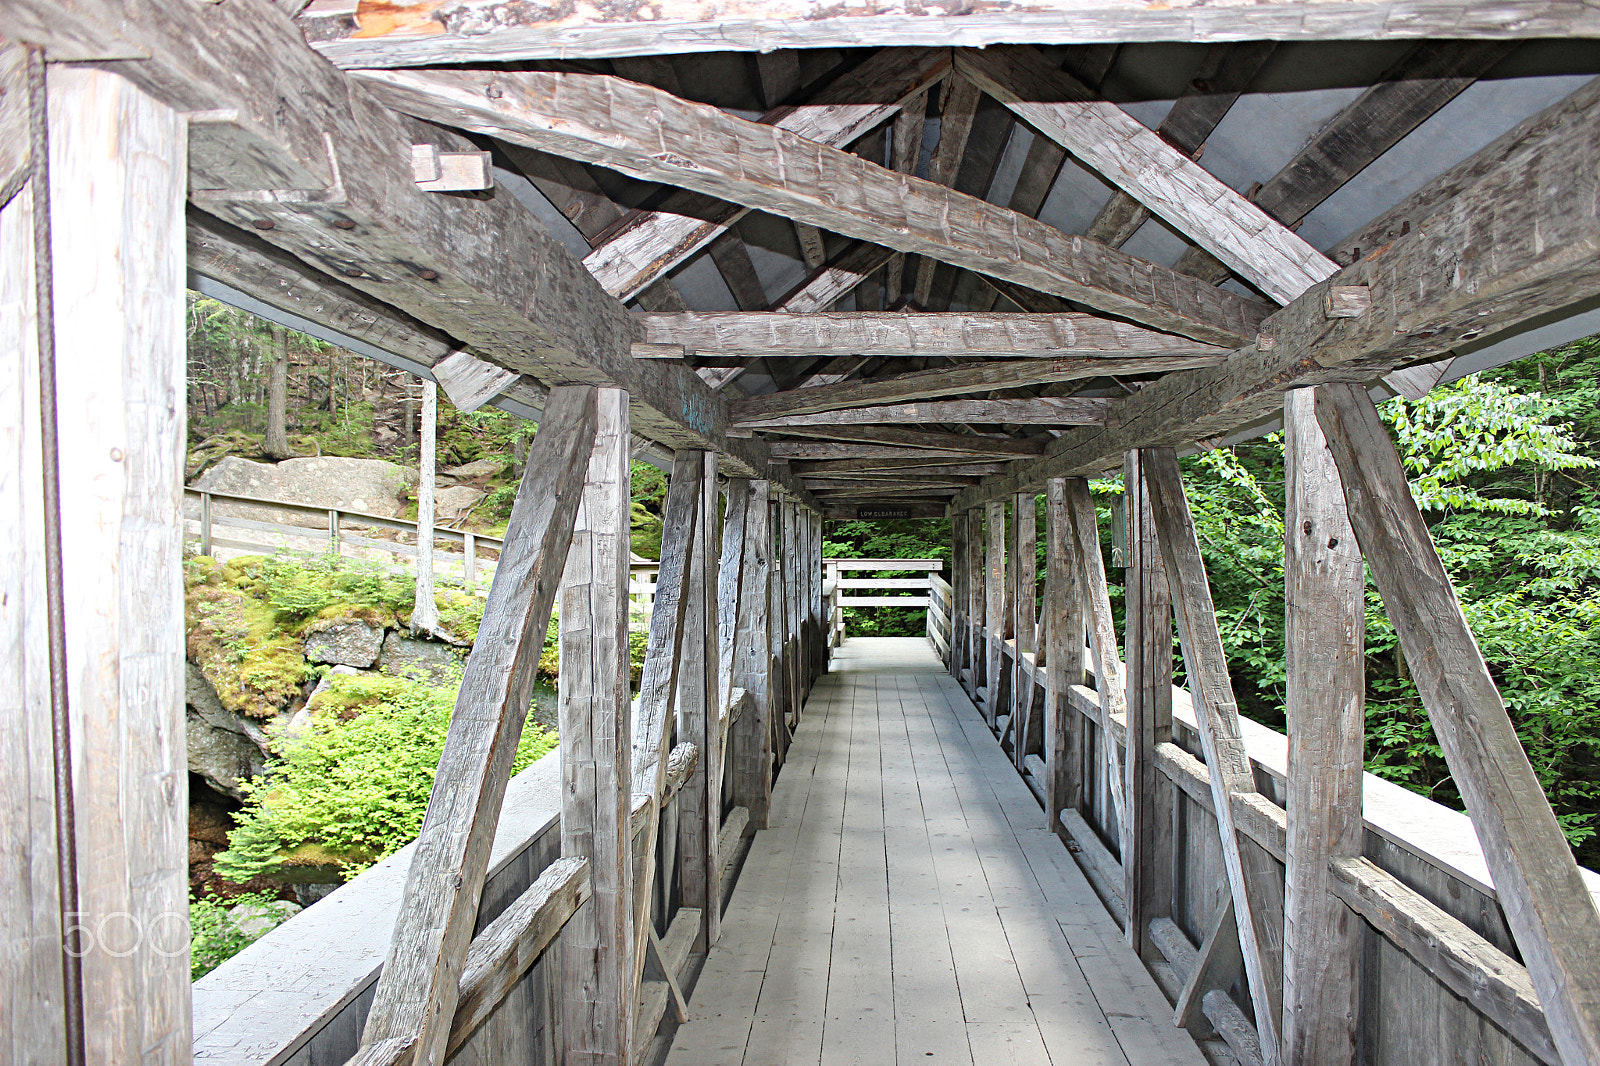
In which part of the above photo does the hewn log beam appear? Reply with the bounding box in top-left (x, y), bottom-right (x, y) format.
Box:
top-left (637, 311), bottom-right (1226, 360)
top-left (356, 68), bottom-right (1268, 347)
top-left (758, 424), bottom-right (1047, 456)
top-left (792, 459), bottom-right (1010, 477)
top-left (734, 352), bottom-right (1223, 422)
top-left (298, 0), bottom-right (1600, 68)
top-left (949, 75), bottom-right (1600, 511)
top-left (583, 48), bottom-right (950, 302)
top-left (768, 442), bottom-right (1011, 460)
top-left (911, 76), bottom-right (981, 306)
top-left (958, 45), bottom-right (1334, 304)
top-left (738, 397), bottom-right (1110, 429)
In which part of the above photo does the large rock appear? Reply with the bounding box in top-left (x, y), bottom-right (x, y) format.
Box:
top-left (442, 458), bottom-right (506, 480)
top-left (434, 485), bottom-right (486, 523)
top-left (379, 632), bottom-right (464, 685)
top-left (188, 455), bottom-right (415, 528)
top-left (303, 620), bottom-right (385, 668)
top-left (186, 663), bottom-right (272, 800)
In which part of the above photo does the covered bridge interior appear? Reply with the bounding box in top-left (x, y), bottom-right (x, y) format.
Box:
top-left (5, 2), bottom-right (1600, 1065)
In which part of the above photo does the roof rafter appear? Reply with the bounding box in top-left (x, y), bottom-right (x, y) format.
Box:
top-left (949, 74), bottom-right (1600, 512)
top-left (356, 66), bottom-right (1270, 347)
top-left (957, 44), bottom-right (1336, 304)
top-left (755, 424), bottom-right (1050, 455)
top-left (737, 397), bottom-right (1111, 428)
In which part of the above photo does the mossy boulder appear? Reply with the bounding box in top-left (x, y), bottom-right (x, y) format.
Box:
top-left (303, 619), bottom-right (385, 668)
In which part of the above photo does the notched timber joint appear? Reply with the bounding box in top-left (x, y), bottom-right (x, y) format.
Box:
top-left (1323, 285), bottom-right (1372, 319)
top-left (190, 131), bottom-right (347, 206)
top-left (412, 144), bottom-right (494, 191)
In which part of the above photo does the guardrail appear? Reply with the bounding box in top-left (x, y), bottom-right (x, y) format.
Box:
top-left (184, 487), bottom-right (662, 605)
top-left (821, 558), bottom-right (945, 649)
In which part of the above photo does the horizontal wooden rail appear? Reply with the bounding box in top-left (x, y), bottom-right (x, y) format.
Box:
top-left (824, 558), bottom-right (943, 570)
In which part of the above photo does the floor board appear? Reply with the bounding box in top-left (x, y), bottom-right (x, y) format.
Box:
top-left (666, 638), bottom-right (1209, 1066)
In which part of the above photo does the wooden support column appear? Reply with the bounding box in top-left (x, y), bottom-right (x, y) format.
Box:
top-left (1316, 382), bottom-right (1600, 1066)
top-left (1012, 492), bottom-right (1040, 768)
top-left (767, 497), bottom-right (789, 765)
top-left (2, 64), bottom-right (189, 1066)
top-left (1064, 479), bottom-right (1127, 832)
top-left (1045, 479), bottom-right (1086, 834)
top-left (984, 501), bottom-right (1008, 728)
top-left (785, 500), bottom-right (803, 723)
top-left (950, 513), bottom-right (968, 681)
top-left (677, 453), bottom-right (721, 953)
top-left (965, 509), bottom-right (985, 699)
top-left (732, 482), bottom-right (775, 826)
top-left (1143, 447), bottom-right (1286, 1066)
top-left (1122, 451), bottom-right (1175, 965)
top-left (559, 388), bottom-right (636, 1066)
top-left (1282, 387), bottom-right (1365, 1064)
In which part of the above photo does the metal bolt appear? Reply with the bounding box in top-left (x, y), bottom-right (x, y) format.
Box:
top-left (419, 269), bottom-right (439, 281)
top-left (251, 218), bottom-right (275, 231)
top-left (344, 268), bottom-right (363, 278)
top-left (332, 219), bottom-right (357, 231)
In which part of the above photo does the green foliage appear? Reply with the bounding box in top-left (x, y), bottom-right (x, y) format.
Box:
top-left (189, 891), bottom-right (290, 980)
top-left (630, 461), bottom-right (670, 560)
top-left (824, 518), bottom-right (953, 637)
top-left (213, 669), bottom-right (559, 882)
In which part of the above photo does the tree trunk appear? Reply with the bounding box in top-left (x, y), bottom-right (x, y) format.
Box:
top-left (264, 325), bottom-right (291, 459)
top-left (410, 380), bottom-right (440, 634)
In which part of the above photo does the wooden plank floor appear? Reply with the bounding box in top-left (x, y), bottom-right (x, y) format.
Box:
top-left (668, 637), bottom-right (1209, 1066)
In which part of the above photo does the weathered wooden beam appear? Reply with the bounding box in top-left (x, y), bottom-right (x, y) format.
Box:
top-left (296, 0), bottom-right (1600, 68)
top-left (1328, 858), bottom-right (1559, 1066)
top-left (1043, 481), bottom-right (1085, 833)
top-left (735, 352), bottom-right (1222, 422)
top-left (1142, 448), bottom-right (1286, 1066)
top-left (984, 501), bottom-right (1009, 727)
top-left (776, 243), bottom-right (898, 314)
top-left (1174, 40), bottom-right (1516, 285)
top-left (767, 441), bottom-right (1010, 461)
top-left (581, 48), bottom-right (950, 302)
top-left (738, 397), bottom-right (1110, 429)
top-left (559, 388), bottom-right (636, 1066)
top-left (431, 350), bottom-right (520, 414)
top-left (1084, 42), bottom-right (1278, 249)
top-left (1281, 388), bottom-right (1365, 1065)
top-left (763, 424), bottom-right (1046, 456)
top-left (1123, 451), bottom-right (1176, 970)
top-left (1316, 382), bottom-right (1600, 1066)
top-left (958, 45), bottom-right (1334, 305)
top-left (803, 477), bottom-right (978, 490)
top-left (1064, 479), bottom-right (1126, 826)
top-left (676, 452), bottom-right (722, 952)
top-left (360, 387), bottom-right (597, 1066)
top-left (357, 68), bottom-right (1268, 347)
top-left (0, 45), bottom-right (28, 213)
top-left (949, 74), bottom-right (1600, 511)
top-left (637, 310), bottom-right (1224, 361)
top-left (911, 76), bottom-right (981, 307)
top-left (730, 481), bottom-right (775, 827)
top-left (792, 458), bottom-right (1011, 476)
top-left (1011, 492), bottom-right (1041, 769)
top-left (885, 87), bottom-right (929, 304)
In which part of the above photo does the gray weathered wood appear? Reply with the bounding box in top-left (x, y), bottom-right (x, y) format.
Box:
top-left (1315, 381), bottom-right (1600, 1066)
top-left (643, 310), bottom-right (1223, 361)
top-left (1012, 493), bottom-right (1040, 770)
top-left (1123, 451), bottom-right (1175, 968)
top-left (28, 66), bottom-right (189, 1066)
top-left (1064, 478), bottom-right (1127, 832)
top-left (755, 426), bottom-right (1043, 458)
top-left (778, 243), bottom-right (898, 315)
top-left (0, 44), bottom-right (28, 212)
top-left (737, 396), bottom-right (1113, 429)
top-left (732, 353), bottom-right (1223, 423)
top-left (409, 380), bottom-right (440, 633)
top-left (911, 76), bottom-right (981, 307)
top-left (1281, 388), bottom-right (1365, 1066)
top-left (950, 74), bottom-right (1600, 511)
top-left (432, 349), bottom-right (521, 414)
top-left (1142, 447), bottom-right (1285, 1066)
top-left (559, 387), bottom-right (636, 1066)
top-left (1044, 479), bottom-right (1086, 834)
top-left (361, 386), bottom-right (598, 1066)
top-left (731, 481), bottom-right (774, 826)
top-left (633, 453), bottom-right (701, 797)
top-left (677, 452), bottom-right (723, 952)
top-left (1328, 857), bottom-right (1559, 1066)
top-left (957, 46), bottom-right (1334, 305)
top-left (299, 0), bottom-right (1600, 69)
top-left (984, 501), bottom-right (1008, 729)
top-left (356, 68), bottom-right (1268, 348)
top-left (768, 442), bottom-right (1013, 461)
top-left (1174, 895), bottom-right (1245, 1035)
top-left (885, 88), bottom-right (929, 304)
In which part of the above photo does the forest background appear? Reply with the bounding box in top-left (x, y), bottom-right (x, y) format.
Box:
top-left (185, 294), bottom-right (1600, 928)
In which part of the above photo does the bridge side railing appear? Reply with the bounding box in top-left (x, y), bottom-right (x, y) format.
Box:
top-left (820, 558), bottom-right (944, 648)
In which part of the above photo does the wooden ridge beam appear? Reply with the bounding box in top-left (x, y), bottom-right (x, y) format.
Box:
top-left (801, 476), bottom-right (980, 489)
top-left (957, 45), bottom-right (1335, 304)
top-left (737, 397), bottom-right (1110, 428)
top-left (582, 48), bottom-right (951, 302)
top-left (767, 441), bottom-right (1014, 460)
top-left (1174, 39), bottom-right (1516, 284)
top-left (949, 74), bottom-right (1600, 512)
top-left (733, 352), bottom-right (1222, 422)
top-left (297, 0), bottom-right (1600, 68)
top-left (637, 310), bottom-right (1226, 360)
top-left (792, 458), bottom-right (1011, 476)
top-left (356, 68), bottom-right (1270, 347)
top-left (756, 423), bottom-right (1047, 455)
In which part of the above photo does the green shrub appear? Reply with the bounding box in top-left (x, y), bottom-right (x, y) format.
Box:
top-left (189, 891), bottom-right (289, 980)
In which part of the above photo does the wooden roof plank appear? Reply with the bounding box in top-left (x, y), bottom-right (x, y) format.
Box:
top-left (738, 397), bottom-right (1110, 428)
top-left (762, 424), bottom-right (1048, 455)
top-left (957, 45), bottom-right (1336, 304)
top-left (356, 67), bottom-right (1269, 347)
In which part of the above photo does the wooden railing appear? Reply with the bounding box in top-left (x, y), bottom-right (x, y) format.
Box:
top-left (821, 558), bottom-right (944, 649)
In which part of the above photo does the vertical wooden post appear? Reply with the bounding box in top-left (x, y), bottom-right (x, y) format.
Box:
top-left (40, 66), bottom-right (190, 1065)
top-left (1317, 383), bottom-right (1600, 1066)
top-left (201, 491), bottom-right (213, 555)
top-left (678, 452), bottom-right (721, 952)
top-left (732, 482), bottom-right (774, 827)
top-left (950, 513), bottom-right (966, 680)
top-left (1013, 492), bottom-right (1040, 769)
top-left (463, 531), bottom-right (475, 593)
top-left (824, 558), bottom-right (840, 654)
top-left (1064, 480), bottom-right (1126, 830)
top-left (1044, 479), bottom-right (1086, 835)
top-left (1143, 447), bottom-right (1287, 1066)
top-left (767, 498), bottom-right (787, 762)
top-left (411, 380), bottom-right (439, 632)
top-left (1282, 388), bottom-right (1365, 1064)
top-left (718, 480), bottom-right (751, 719)
top-left (785, 500), bottom-right (802, 724)
top-left (328, 508), bottom-right (341, 558)
top-left (965, 509), bottom-right (984, 700)
top-left (984, 501), bottom-right (1007, 727)
top-left (1123, 451), bottom-right (1175, 966)
top-left (560, 387), bottom-right (636, 1066)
